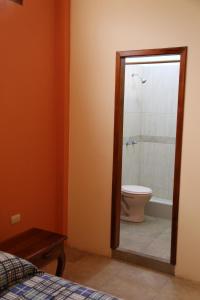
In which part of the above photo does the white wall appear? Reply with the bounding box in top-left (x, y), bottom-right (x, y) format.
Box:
top-left (69, 0), bottom-right (200, 281)
top-left (122, 63), bottom-right (179, 200)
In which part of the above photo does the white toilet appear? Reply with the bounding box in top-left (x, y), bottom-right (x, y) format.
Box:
top-left (121, 185), bottom-right (152, 223)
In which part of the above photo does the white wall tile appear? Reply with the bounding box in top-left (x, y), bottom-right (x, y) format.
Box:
top-left (122, 144), bottom-right (140, 185)
top-left (123, 112), bottom-right (141, 137)
top-left (122, 63), bottom-right (179, 200)
top-left (141, 113), bottom-right (177, 137)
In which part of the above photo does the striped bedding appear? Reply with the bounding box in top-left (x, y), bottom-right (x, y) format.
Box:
top-left (0, 273), bottom-right (119, 299)
top-left (0, 252), bottom-right (120, 300)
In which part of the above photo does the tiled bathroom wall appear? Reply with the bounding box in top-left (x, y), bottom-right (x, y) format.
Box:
top-left (122, 63), bottom-right (180, 201)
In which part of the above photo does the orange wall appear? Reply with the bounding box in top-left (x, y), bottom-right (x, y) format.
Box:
top-left (0, 0), bottom-right (70, 240)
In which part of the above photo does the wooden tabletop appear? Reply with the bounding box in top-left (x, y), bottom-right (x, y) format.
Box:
top-left (0, 228), bottom-right (67, 260)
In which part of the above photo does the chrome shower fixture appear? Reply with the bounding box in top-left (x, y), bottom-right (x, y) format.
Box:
top-left (131, 73), bottom-right (147, 84)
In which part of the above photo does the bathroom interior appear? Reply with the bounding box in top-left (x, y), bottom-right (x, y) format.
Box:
top-left (119, 55), bottom-right (180, 262)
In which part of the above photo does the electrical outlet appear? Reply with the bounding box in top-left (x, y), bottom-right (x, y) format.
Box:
top-left (11, 214), bottom-right (21, 225)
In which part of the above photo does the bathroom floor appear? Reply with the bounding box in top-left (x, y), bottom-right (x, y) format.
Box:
top-left (119, 216), bottom-right (171, 261)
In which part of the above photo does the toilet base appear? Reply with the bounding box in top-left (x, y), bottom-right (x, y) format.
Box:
top-left (121, 197), bottom-right (146, 223)
top-left (121, 190), bottom-right (152, 224)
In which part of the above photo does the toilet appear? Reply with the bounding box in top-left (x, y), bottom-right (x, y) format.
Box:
top-left (121, 185), bottom-right (152, 223)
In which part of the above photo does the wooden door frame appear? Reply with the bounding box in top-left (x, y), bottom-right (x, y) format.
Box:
top-left (111, 47), bottom-right (187, 265)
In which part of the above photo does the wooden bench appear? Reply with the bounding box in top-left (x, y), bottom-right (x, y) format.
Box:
top-left (0, 228), bottom-right (67, 276)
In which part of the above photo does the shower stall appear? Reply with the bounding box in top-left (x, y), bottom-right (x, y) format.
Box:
top-left (122, 62), bottom-right (180, 220)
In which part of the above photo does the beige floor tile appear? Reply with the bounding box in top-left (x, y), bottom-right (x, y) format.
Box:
top-left (100, 276), bottom-right (157, 300)
top-left (154, 277), bottom-right (200, 300)
top-left (41, 247), bottom-right (200, 300)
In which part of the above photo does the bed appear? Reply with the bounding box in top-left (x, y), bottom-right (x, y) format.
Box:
top-left (0, 252), bottom-right (120, 299)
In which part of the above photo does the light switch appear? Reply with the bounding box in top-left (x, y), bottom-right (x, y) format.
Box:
top-left (11, 214), bottom-right (21, 225)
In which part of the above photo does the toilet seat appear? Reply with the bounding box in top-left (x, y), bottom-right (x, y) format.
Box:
top-left (122, 185), bottom-right (152, 196)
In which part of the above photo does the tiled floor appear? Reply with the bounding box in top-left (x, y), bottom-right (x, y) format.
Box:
top-left (43, 247), bottom-right (200, 300)
top-left (120, 216), bottom-right (171, 261)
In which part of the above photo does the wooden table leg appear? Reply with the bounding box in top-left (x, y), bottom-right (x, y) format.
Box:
top-left (56, 247), bottom-right (66, 277)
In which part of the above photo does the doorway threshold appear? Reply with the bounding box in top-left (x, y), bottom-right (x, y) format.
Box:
top-left (112, 247), bottom-right (174, 275)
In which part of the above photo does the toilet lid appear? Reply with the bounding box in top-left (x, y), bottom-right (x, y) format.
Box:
top-left (122, 185), bottom-right (152, 195)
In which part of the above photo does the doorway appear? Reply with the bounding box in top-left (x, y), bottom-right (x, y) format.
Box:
top-left (111, 47), bottom-right (187, 270)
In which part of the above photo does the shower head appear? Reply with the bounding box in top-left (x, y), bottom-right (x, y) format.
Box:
top-left (141, 79), bottom-right (147, 84)
top-left (132, 73), bottom-right (147, 84)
